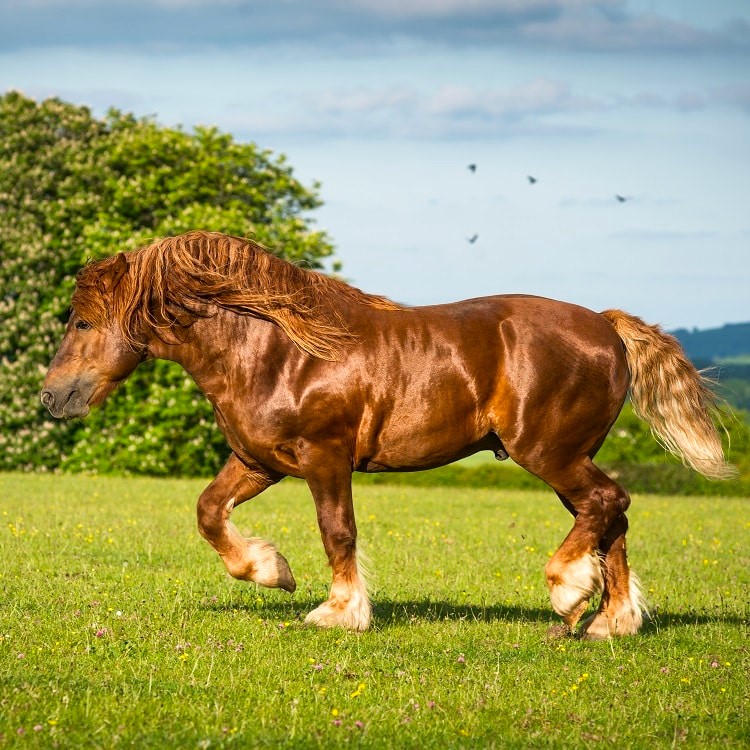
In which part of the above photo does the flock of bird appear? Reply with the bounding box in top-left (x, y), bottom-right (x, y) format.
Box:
top-left (465, 163), bottom-right (629, 244)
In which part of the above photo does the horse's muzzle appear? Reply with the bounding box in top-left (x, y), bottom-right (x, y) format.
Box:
top-left (40, 386), bottom-right (91, 419)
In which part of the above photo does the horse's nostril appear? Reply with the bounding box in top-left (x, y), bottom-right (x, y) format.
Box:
top-left (41, 390), bottom-right (55, 409)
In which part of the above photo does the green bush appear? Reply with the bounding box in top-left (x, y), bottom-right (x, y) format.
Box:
top-left (0, 91), bottom-right (333, 474)
top-left (60, 361), bottom-right (230, 477)
top-left (597, 462), bottom-right (750, 496)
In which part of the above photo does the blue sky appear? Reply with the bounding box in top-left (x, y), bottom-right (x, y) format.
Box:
top-left (2, 0), bottom-right (748, 329)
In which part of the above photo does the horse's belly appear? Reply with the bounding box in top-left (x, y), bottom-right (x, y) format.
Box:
top-left (358, 434), bottom-right (501, 472)
top-left (355, 407), bottom-right (502, 473)
top-left (352, 349), bottom-right (502, 472)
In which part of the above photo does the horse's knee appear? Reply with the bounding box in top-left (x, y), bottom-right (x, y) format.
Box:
top-left (196, 491), bottom-right (230, 542)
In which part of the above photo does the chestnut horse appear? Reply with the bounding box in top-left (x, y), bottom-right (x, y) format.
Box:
top-left (41, 231), bottom-right (733, 638)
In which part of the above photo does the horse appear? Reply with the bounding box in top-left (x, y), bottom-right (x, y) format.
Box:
top-left (41, 230), bottom-right (734, 639)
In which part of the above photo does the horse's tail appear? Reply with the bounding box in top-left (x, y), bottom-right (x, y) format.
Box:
top-left (601, 309), bottom-right (735, 480)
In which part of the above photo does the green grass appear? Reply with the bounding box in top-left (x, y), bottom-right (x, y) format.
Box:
top-left (1, 474), bottom-right (747, 748)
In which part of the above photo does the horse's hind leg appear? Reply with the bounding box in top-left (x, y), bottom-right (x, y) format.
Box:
top-left (579, 513), bottom-right (646, 639)
top-left (542, 460), bottom-right (635, 634)
top-left (197, 453), bottom-right (296, 592)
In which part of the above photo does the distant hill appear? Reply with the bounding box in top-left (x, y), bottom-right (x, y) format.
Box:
top-left (671, 322), bottom-right (750, 362)
top-left (670, 322), bottom-right (750, 411)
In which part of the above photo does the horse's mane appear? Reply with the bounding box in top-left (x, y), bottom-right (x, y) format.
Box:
top-left (72, 231), bottom-right (401, 360)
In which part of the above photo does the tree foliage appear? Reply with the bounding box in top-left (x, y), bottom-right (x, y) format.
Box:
top-left (0, 91), bottom-right (333, 475)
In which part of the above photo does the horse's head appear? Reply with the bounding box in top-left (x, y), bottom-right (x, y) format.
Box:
top-left (41, 253), bottom-right (144, 419)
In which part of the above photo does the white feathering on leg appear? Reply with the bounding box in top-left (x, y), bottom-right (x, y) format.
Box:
top-left (581, 567), bottom-right (648, 639)
top-left (547, 552), bottom-right (603, 618)
top-left (304, 550), bottom-right (372, 632)
top-left (627, 569), bottom-right (647, 628)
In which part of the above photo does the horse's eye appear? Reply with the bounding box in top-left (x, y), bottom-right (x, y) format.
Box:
top-left (75, 320), bottom-right (92, 331)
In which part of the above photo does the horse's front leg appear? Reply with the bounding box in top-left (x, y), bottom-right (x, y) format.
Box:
top-left (197, 453), bottom-right (296, 592)
top-left (303, 462), bottom-right (371, 632)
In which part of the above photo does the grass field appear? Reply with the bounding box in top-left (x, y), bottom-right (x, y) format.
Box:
top-left (1, 474), bottom-right (747, 748)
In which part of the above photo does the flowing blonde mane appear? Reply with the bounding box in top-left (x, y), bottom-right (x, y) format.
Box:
top-left (72, 231), bottom-right (401, 359)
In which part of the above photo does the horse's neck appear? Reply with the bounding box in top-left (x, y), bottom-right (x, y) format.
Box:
top-left (146, 311), bottom-right (292, 400)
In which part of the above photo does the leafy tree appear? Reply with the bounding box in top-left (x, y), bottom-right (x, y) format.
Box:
top-left (0, 91), bottom-right (333, 475)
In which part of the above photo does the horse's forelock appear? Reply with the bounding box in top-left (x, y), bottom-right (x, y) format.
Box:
top-left (70, 231), bottom-right (401, 358)
top-left (71, 260), bottom-right (114, 328)
top-left (70, 255), bottom-right (147, 350)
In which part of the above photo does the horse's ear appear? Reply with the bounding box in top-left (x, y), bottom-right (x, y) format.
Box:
top-left (100, 253), bottom-right (128, 294)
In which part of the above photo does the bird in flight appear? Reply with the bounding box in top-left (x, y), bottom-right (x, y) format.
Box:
top-left (615, 194), bottom-right (628, 203)
top-left (467, 234), bottom-right (479, 244)
top-left (467, 164), bottom-right (477, 173)
top-left (527, 175), bottom-right (537, 184)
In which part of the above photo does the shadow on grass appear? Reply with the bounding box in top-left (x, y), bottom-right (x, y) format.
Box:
top-left (201, 597), bottom-right (748, 631)
top-left (203, 596), bottom-right (550, 625)
top-left (641, 609), bottom-right (748, 633)
top-left (372, 599), bottom-right (553, 625)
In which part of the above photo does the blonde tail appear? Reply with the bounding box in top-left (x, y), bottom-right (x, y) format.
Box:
top-left (602, 309), bottom-right (735, 480)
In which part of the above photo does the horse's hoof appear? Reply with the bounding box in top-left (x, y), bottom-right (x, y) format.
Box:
top-left (225, 538), bottom-right (297, 592)
top-left (275, 556), bottom-right (297, 593)
top-left (579, 630), bottom-right (609, 641)
top-left (580, 609), bottom-right (642, 639)
top-left (260, 548), bottom-right (296, 592)
top-left (545, 623), bottom-right (573, 640)
top-left (304, 598), bottom-right (372, 632)
top-left (579, 612), bottom-right (612, 640)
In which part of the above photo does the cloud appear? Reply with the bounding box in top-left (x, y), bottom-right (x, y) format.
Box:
top-left (308, 79), bottom-right (594, 124)
top-left (522, 8), bottom-right (750, 53)
top-left (311, 86), bottom-right (417, 116)
top-left (0, 0), bottom-right (748, 55)
top-left (2, 0), bottom-right (243, 7)
top-left (0, 0), bottom-right (571, 16)
top-left (225, 75), bottom-right (750, 141)
top-left (221, 78), bottom-right (604, 141)
top-left (616, 84), bottom-right (750, 114)
top-left (711, 83), bottom-right (750, 113)
top-left (342, 0), bottom-right (566, 19)
top-left (425, 79), bottom-right (599, 119)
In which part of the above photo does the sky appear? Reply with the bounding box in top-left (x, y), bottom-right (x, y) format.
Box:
top-left (1, 0), bottom-right (748, 330)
